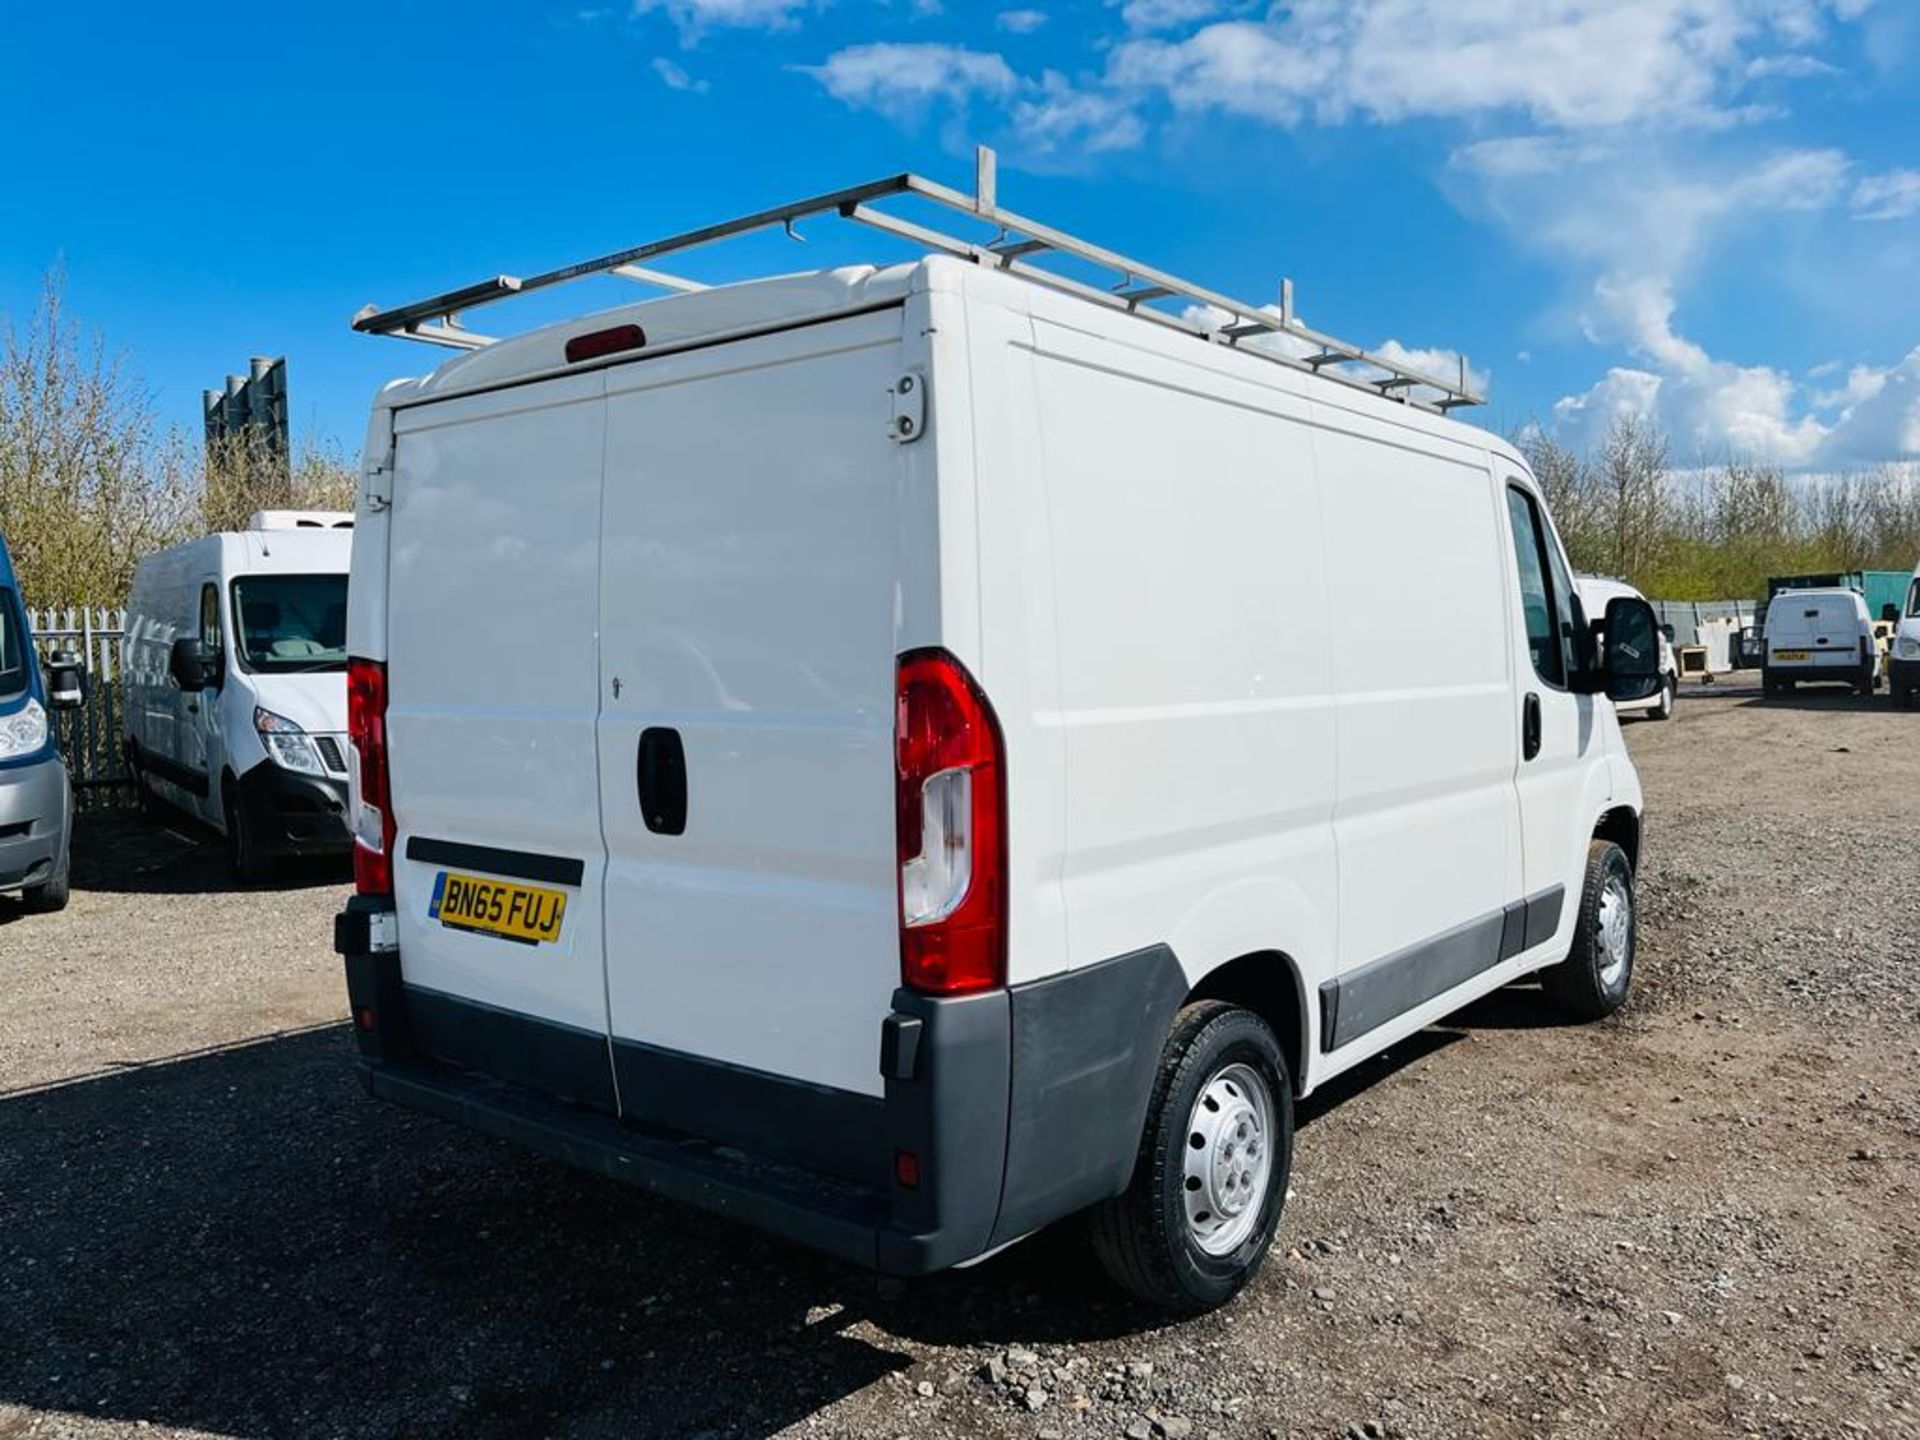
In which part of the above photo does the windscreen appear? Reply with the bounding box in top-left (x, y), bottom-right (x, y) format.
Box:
top-left (231, 574), bottom-right (348, 673)
top-left (0, 590), bottom-right (27, 701)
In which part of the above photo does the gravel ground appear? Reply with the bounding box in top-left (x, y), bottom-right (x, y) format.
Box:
top-left (1, 677), bottom-right (1916, 1440)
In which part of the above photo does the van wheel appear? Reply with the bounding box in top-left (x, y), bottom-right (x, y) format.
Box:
top-left (1542, 840), bottom-right (1635, 1022)
top-left (1855, 668), bottom-right (1876, 697)
top-left (1649, 676), bottom-right (1676, 721)
top-left (23, 870), bottom-right (70, 913)
top-left (1089, 1002), bottom-right (1292, 1313)
top-left (223, 783), bottom-right (269, 886)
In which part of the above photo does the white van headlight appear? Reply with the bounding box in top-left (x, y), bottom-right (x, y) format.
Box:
top-left (1898, 636), bottom-right (1920, 660)
top-left (254, 707), bottom-right (325, 775)
top-left (0, 699), bottom-right (48, 760)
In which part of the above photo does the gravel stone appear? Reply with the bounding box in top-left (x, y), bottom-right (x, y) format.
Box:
top-left (3, 682), bottom-right (1917, 1440)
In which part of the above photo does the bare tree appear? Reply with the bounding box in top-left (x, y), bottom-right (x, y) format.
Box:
top-left (0, 272), bottom-right (195, 605)
top-left (1598, 414), bottom-right (1670, 583)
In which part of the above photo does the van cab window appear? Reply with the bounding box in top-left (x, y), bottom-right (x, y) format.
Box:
top-left (1505, 485), bottom-right (1578, 687)
top-left (1908, 578), bottom-right (1920, 617)
top-left (230, 574), bottom-right (348, 673)
top-left (0, 590), bottom-right (26, 701)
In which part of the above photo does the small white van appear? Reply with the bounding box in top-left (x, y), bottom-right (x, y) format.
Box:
top-left (334, 160), bottom-right (1661, 1310)
top-left (124, 512), bottom-right (353, 878)
top-left (1890, 565), bottom-right (1920, 708)
top-left (1576, 575), bottom-right (1678, 721)
top-left (1762, 586), bottom-right (1881, 696)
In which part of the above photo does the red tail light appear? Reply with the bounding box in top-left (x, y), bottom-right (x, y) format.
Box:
top-left (347, 657), bottom-right (395, 896)
top-left (895, 649), bottom-right (1005, 995)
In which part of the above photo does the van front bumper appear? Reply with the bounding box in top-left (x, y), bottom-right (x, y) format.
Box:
top-left (336, 898), bottom-right (1188, 1276)
top-left (0, 755), bottom-right (71, 892)
top-left (238, 762), bottom-right (350, 856)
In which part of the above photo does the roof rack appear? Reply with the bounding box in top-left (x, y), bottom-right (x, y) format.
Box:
top-left (352, 147), bottom-right (1483, 415)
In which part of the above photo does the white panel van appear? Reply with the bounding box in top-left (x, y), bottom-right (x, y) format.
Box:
top-left (1762, 586), bottom-right (1881, 696)
top-left (1889, 565), bottom-right (1920, 708)
top-left (336, 215), bottom-right (1661, 1309)
top-left (124, 514), bottom-right (353, 879)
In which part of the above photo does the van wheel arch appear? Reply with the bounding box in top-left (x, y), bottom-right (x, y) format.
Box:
top-left (1184, 950), bottom-right (1307, 1097)
top-left (1592, 806), bottom-right (1640, 873)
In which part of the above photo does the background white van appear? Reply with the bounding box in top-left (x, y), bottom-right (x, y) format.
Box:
top-left (1576, 575), bottom-right (1678, 721)
top-left (1762, 586), bottom-right (1881, 696)
top-left (1890, 565), bottom-right (1920, 708)
top-left (124, 512), bottom-right (353, 878)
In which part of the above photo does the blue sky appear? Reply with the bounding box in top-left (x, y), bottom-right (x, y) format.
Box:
top-left (3, 0), bottom-right (1916, 470)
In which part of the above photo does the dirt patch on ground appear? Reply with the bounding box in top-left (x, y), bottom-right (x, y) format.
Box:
top-left (1, 678), bottom-right (1915, 1439)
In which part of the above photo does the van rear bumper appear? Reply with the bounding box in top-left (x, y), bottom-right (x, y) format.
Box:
top-left (338, 900), bottom-right (1188, 1276)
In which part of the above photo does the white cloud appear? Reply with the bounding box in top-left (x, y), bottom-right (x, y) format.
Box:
top-left (1115, 0), bottom-right (1226, 32)
top-left (1011, 72), bottom-right (1145, 154)
top-left (1108, 0), bottom-right (1866, 132)
top-left (1551, 276), bottom-right (1920, 468)
top-left (1852, 169), bottom-right (1920, 221)
top-left (651, 56), bottom-right (711, 91)
top-left (996, 8), bottom-right (1049, 34)
top-left (633, 0), bottom-right (809, 41)
top-left (1746, 52), bottom-right (1840, 77)
top-left (1817, 348), bottom-right (1920, 465)
top-left (801, 43), bottom-right (1019, 118)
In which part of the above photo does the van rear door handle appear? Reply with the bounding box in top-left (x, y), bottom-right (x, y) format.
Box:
top-left (636, 727), bottom-right (687, 836)
top-left (1522, 692), bottom-right (1542, 762)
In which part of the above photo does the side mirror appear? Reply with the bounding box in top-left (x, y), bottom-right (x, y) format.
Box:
top-left (44, 650), bottom-right (88, 711)
top-left (1603, 597), bottom-right (1663, 703)
top-left (1882, 603), bottom-right (1900, 625)
top-left (169, 637), bottom-right (221, 692)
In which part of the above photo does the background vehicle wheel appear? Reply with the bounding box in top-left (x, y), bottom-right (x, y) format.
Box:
top-left (23, 869), bottom-right (69, 913)
top-left (1649, 676), bottom-right (1676, 721)
top-left (1089, 1002), bottom-right (1293, 1313)
top-left (223, 783), bottom-right (269, 886)
top-left (1541, 840), bottom-right (1636, 1022)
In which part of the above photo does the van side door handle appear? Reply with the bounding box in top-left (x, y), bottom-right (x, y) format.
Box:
top-left (1522, 692), bottom-right (1542, 762)
top-left (636, 727), bottom-right (688, 836)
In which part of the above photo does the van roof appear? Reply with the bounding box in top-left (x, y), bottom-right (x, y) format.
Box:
top-left (374, 258), bottom-right (1524, 474)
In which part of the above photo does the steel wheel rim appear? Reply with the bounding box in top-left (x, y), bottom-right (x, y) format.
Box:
top-left (1182, 1061), bottom-right (1275, 1257)
top-left (1596, 872), bottom-right (1632, 988)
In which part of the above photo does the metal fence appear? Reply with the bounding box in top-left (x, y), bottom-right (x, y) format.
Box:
top-left (1651, 598), bottom-right (1758, 648)
top-left (26, 606), bottom-right (132, 807)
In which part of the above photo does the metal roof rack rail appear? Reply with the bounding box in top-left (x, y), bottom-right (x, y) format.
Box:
top-left (352, 147), bottom-right (1483, 415)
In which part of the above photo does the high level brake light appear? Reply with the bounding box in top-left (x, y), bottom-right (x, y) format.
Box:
top-left (347, 657), bottom-right (396, 896)
top-left (895, 649), bottom-right (1006, 995)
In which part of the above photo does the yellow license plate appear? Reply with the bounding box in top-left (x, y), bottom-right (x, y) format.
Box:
top-left (1772, 650), bottom-right (1812, 661)
top-left (429, 871), bottom-right (568, 946)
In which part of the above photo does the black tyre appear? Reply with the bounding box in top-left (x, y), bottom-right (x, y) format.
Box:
top-left (1855, 667), bottom-right (1875, 697)
top-left (223, 782), bottom-right (269, 886)
top-left (130, 754), bottom-right (164, 821)
top-left (1089, 1002), bottom-right (1293, 1313)
top-left (1649, 676), bottom-right (1677, 722)
top-left (23, 869), bottom-right (69, 913)
top-left (1541, 840), bottom-right (1636, 1022)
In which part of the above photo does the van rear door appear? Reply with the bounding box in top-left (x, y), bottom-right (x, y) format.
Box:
top-left (594, 311), bottom-right (907, 1168)
top-left (384, 374), bottom-right (617, 1109)
top-left (1769, 594), bottom-right (1858, 670)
